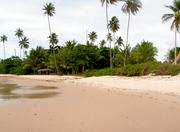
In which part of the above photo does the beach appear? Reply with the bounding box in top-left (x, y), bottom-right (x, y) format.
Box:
top-left (0, 75), bottom-right (180, 132)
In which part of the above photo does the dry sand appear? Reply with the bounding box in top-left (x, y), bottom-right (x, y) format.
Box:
top-left (0, 75), bottom-right (180, 132)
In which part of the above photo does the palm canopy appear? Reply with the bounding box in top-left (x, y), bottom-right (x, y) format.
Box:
top-left (100, 40), bottom-right (106, 47)
top-left (162, 0), bottom-right (180, 32)
top-left (100, 0), bottom-right (119, 6)
top-left (43, 2), bottom-right (56, 16)
top-left (107, 33), bottom-right (113, 42)
top-left (88, 31), bottom-right (98, 43)
top-left (121, 0), bottom-right (142, 15)
top-left (0, 35), bottom-right (8, 43)
top-left (109, 16), bottom-right (120, 33)
top-left (15, 28), bottom-right (24, 38)
top-left (49, 33), bottom-right (59, 46)
top-left (116, 36), bottom-right (124, 47)
top-left (19, 37), bottom-right (29, 49)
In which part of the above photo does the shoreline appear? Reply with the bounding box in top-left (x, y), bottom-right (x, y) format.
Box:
top-left (1, 74), bottom-right (180, 96)
top-left (0, 75), bottom-right (180, 131)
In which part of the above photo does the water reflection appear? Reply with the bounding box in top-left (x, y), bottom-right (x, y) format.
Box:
top-left (0, 82), bottom-right (59, 100)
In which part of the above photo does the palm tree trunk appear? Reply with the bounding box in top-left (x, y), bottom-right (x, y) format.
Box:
top-left (53, 49), bottom-right (59, 74)
top-left (174, 30), bottom-right (177, 64)
top-left (47, 15), bottom-right (52, 35)
top-left (3, 42), bottom-right (5, 59)
top-left (124, 13), bottom-right (131, 66)
top-left (106, 2), bottom-right (113, 68)
top-left (47, 15), bottom-right (59, 74)
top-left (113, 32), bottom-right (116, 66)
top-left (23, 48), bottom-right (25, 58)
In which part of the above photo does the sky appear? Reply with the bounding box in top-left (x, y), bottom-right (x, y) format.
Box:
top-left (0, 0), bottom-right (178, 61)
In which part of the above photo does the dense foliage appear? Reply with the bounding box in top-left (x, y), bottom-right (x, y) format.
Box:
top-left (1, 39), bottom-right (179, 76)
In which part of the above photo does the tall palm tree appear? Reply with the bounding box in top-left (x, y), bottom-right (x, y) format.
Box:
top-left (0, 35), bottom-right (8, 59)
top-left (100, 0), bottom-right (119, 68)
top-left (162, 0), bottom-right (180, 64)
top-left (88, 31), bottom-right (98, 44)
top-left (48, 33), bottom-right (59, 73)
top-left (43, 2), bottom-right (55, 35)
top-left (15, 28), bottom-right (24, 58)
top-left (121, 0), bottom-right (142, 66)
top-left (19, 37), bottom-right (29, 58)
top-left (109, 16), bottom-right (120, 64)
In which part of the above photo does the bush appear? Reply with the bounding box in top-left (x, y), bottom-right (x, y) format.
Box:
top-left (82, 68), bottom-right (119, 77)
top-left (154, 64), bottom-right (180, 76)
top-left (9, 67), bottom-right (26, 75)
top-left (83, 62), bottom-right (180, 77)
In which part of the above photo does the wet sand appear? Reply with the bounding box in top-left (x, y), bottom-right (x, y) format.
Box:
top-left (0, 75), bottom-right (180, 132)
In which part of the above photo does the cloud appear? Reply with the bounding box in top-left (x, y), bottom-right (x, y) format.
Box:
top-left (0, 0), bottom-right (177, 61)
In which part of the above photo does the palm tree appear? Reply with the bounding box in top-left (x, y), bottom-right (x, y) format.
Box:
top-left (15, 28), bottom-right (24, 58)
top-left (88, 31), bottom-right (98, 44)
top-left (19, 37), bottom-right (29, 58)
top-left (100, 40), bottom-right (106, 47)
top-left (162, 0), bottom-right (180, 64)
top-left (109, 16), bottom-right (120, 64)
top-left (0, 35), bottom-right (8, 59)
top-left (100, 0), bottom-right (119, 68)
top-left (116, 36), bottom-right (124, 47)
top-left (43, 2), bottom-right (55, 35)
top-left (49, 33), bottom-right (59, 73)
top-left (121, 0), bottom-right (142, 66)
top-left (107, 33), bottom-right (113, 41)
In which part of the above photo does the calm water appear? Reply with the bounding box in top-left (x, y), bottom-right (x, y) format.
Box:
top-left (0, 81), bottom-right (59, 101)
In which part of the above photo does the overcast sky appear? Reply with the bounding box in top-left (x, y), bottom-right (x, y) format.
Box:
top-left (0, 0), bottom-right (178, 61)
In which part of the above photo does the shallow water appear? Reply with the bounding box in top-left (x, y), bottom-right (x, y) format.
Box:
top-left (0, 81), bottom-right (59, 101)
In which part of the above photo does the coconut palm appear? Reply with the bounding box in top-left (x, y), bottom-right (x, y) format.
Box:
top-left (109, 16), bottom-right (120, 63)
top-left (0, 35), bottom-right (8, 59)
top-left (43, 2), bottom-right (55, 35)
top-left (19, 37), bottom-right (29, 58)
top-left (88, 31), bottom-right (98, 44)
top-left (162, 0), bottom-right (180, 64)
top-left (121, 0), bottom-right (142, 65)
top-left (48, 33), bottom-right (59, 73)
top-left (107, 32), bottom-right (113, 42)
top-left (116, 36), bottom-right (124, 47)
top-left (100, 40), bottom-right (106, 47)
top-left (15, 28), bottom-right (24, 58)
top-left (100, 0), bottom-right (119, 68)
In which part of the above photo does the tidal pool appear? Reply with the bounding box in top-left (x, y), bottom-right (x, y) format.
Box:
top-left (0, 82), bottom-right (59, 100)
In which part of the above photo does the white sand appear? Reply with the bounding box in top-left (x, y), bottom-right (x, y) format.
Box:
top-left (1, 75), bottom-right (180, 132)
top-left (71, 75), bottom-right (180, 96)
top-left (2, 75), bottom-right (180, 96)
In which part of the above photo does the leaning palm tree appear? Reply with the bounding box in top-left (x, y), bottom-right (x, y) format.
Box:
top-left (162, 0), bottom-right (180, 64)
top-left (88, 31), bottom-right (98, 44)
top-left (0, 35), bottom-right (8, 59)
top-left (100, 0), bottom-right (119, 68)
top-left (48, 33), bottom-right (59, 74)
top-left (109, 16), bottom-right (120, 63)
top-left (15, 28), bottom-right (24, 58)
top-left (121, 0), bottom-right (142, 65)
top-left (43, 2), bottom-right (55, 35)
top-left (19, 37), bottom-right (29, 58)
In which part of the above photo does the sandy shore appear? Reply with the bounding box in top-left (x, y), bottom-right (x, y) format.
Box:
top-left (0, 75), bottom-right (180, 132)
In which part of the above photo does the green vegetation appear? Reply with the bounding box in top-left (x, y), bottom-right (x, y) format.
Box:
top-left (83, 62), bottom-right (180, 77)
top-left (1, 0), bottom-right (180, 76)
